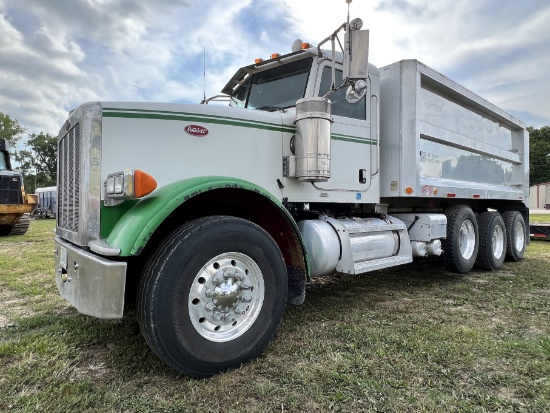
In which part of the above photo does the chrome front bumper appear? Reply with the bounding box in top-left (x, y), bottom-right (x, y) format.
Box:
top-left (54, 237), bottom-right (127, 319)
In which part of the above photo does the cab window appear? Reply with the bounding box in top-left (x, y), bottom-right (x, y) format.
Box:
top-left (319, 66), bottom-right (366, 120)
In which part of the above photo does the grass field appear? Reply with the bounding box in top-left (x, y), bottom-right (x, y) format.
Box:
top-left (1, 219), bottom-right (549, 412)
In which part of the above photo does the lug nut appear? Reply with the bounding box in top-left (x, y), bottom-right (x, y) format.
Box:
top-left (205, 303), bottom-right (215, 312)
top-left (234, 307), bottom-right (246, 315)
top-left (212, 276), bottom-right (223, 286)
top-left (224, 313), bottom-right (236, 322)
top-left (241, 294), bottom-right (252, 303)
top-left (241, 283), bottom-right (251, 290)
top-left (213, 312), bottom-right (223, 321)
top-left (224, 269), bottom-right (235, 279)
top-left (205, 289), bottom-right (214, 298)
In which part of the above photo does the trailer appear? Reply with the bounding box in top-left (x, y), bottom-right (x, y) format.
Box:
top-left (530, 222), bottom-right (550, 240)
top-left (33, 186), bottom-right (57, 219)
top-left (53, 9), bottom-right (529, 377)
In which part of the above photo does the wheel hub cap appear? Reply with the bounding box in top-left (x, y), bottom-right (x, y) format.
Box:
top-left (188, 252), bottom-right (264, 342)
top-left (459, 219), bottom-right (476, 260)
top-left (492, 224), bottom-right (504, 259)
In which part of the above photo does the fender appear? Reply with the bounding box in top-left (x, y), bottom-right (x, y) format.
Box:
top-left (103, 176), bottom-right (307, 267)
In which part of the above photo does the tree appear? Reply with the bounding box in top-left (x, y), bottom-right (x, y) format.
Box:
top-left (0, 112), bottom-right (26, 151)
top-left (16, 132), bottom-right (57, 194)
top-left (528, 126), bottom-right (550, 186)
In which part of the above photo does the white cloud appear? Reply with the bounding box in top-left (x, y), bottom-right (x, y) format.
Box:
top-left (0, 0), bottom-right (549, 138)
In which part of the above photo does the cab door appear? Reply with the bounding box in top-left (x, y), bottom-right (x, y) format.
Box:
top-left (312, 64), bottom-right (377, 201)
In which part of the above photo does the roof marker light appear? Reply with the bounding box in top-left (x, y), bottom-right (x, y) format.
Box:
top-left (271, 53), bottom-right (280, 59)
top-left (255, 58), bottom-right (263, 64)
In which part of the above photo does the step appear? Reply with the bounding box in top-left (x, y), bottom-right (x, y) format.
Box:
top-left (352, 255), bottom-right (413, 274)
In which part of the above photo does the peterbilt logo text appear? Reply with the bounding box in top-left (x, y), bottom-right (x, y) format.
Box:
top-left (184, 125), bottom-right (209, 136)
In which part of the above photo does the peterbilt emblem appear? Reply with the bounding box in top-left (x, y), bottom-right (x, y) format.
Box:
top-left (184, 125), bottom-right (209, 136)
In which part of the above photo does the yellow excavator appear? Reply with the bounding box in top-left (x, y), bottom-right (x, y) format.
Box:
top-left (0, 138), bottom-right (38, 235)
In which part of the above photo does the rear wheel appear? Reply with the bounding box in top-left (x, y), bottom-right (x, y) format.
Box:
top-left (137, 216), bottom-right (287, 377)
top-left (442, 205), bottom-right (479, 274)
top-left (475, 212), bottom-right (506, 270)
top-left (502, 211), bottom-right (526, 262)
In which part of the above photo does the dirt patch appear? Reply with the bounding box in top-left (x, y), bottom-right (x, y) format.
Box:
top-left (73, 345), bottom-right (115, 381)
top-left (0, 289), bottom-right (30, 328)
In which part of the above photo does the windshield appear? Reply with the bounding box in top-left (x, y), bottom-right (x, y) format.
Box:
top-left (230, 58), bottom-right (312, 111)
top-left (0, 152), bottom-right (8, 171)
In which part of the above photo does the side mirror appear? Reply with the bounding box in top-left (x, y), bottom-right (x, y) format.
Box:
top-left (346, 80), bottom-right (368, 103)
top-left (343, 18), bottom-right (369, 81)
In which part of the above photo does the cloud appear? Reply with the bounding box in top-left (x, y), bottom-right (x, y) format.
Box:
top-left (0, 0), bottom-right (549, 138)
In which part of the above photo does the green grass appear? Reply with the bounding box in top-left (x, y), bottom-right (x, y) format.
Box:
top-left (1, 220), bottom-right (549, 412)
top-left (530, 213), bottom-right (550, 223)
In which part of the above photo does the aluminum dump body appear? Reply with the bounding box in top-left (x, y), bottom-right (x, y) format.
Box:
top-left (379, 60), bottom-right (529, 206)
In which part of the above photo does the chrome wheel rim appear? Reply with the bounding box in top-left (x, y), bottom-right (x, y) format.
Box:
top-left (188, 252), bottom-right (264, 343)
top-left (514, 221), bottom-right (525, 252)
top-left (459, 219), bottom-right (476, 260)
top-left (492, 224), bottom-right (505, 259)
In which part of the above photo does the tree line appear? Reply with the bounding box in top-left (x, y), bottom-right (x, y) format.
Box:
top-left (1, 111), bottom-right (550, 192)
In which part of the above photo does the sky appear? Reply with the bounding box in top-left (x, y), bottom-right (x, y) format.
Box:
top-left (1, 0), bottom-right (549, 138)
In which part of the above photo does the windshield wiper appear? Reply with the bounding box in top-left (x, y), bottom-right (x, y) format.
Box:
top-left (255, 106), bottom-right (284, 112)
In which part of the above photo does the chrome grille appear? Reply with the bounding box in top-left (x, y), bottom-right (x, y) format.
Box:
top-left (58, 124), bottom-right (81, 232)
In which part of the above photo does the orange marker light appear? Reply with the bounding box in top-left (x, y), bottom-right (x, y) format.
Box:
top-left (255, 58), bottom-right (263, 64)
top-left (271, 53), bottom-right (280, 59)
top-left (405, 186), bottom-right (414, 195)
top-left (301, 42), bottom-right (311, 49)
top-left (133, 170), bottom-right (157, 198)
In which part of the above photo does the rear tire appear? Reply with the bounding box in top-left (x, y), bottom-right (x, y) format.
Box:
top-left (137, 216), bottom-right (287, 378)
top-left (442, 205), bottom-right (479, 274)
top-left (502, 211), bottom-right (526, 262)
top-left (475, 212), bottom-right (506, 271)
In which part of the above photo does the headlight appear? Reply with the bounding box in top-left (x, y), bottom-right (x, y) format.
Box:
top-left (104, 169), bottom-right (157, 205)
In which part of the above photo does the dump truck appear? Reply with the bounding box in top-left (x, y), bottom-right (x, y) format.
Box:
top-left (0, 139), bottom-right (38, 235)
top-left (53, 12), bottom-right (529, 377)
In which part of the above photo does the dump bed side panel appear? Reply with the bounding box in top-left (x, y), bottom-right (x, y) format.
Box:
top-left (379, 60), bottom-right (529, 206)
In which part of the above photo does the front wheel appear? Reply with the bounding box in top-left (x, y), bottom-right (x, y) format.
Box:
top-left (137, 216), bottom-right (287, 377)
top-left (442, 205), bottom-right (479, 274)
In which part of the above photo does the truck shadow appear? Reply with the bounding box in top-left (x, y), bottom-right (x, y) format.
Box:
top-left (59, 257), bottom-right (490, 379)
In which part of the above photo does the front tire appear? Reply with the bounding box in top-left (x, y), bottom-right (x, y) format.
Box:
top-left (442, 205), bottom-right (479, 274)
top-left (137, 216), bottom-right (287, 377)
top-left (475, 212), bottom-right (506, 271)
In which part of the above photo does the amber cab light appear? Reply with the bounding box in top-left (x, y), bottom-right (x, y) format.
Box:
top-left (133, 170), bottom-right (157, 198)
top-left (271, 53), bottom-right (280, 59)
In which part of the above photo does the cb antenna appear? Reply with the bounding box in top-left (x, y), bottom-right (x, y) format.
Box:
top-left (203, 45), bottom-right (206, 103)
top-left (347, 0), bottom-right (352, 24)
